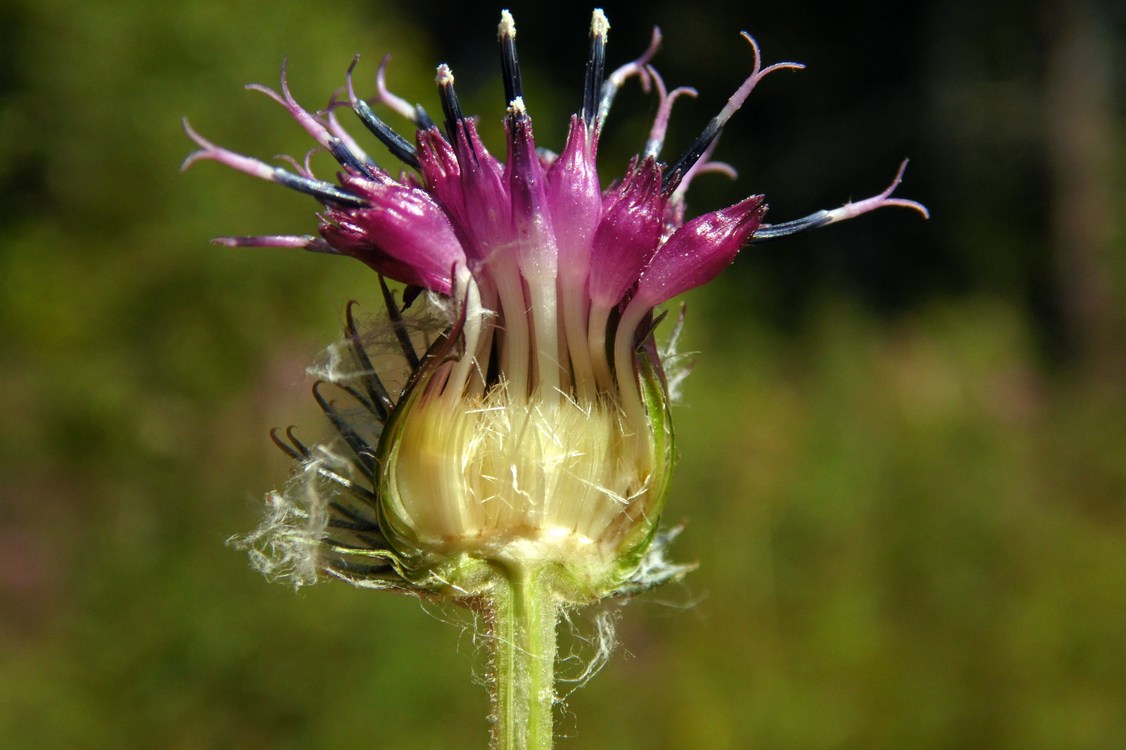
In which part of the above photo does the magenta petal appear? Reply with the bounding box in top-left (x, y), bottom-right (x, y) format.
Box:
top-left (634, 195), bottom-right (766, 307)
top-left (508, 110), bottom-right (567, 280)
top-left (417, 128), bottom-right (465, 226)
top-left (319, 177), bottom-right (467, 294)
top-left (546, 117), bottom-right (601, 275)
top-left (452, 121), bottom-right (514, 264)
top-left (587, 158), bottom-right (665, 308)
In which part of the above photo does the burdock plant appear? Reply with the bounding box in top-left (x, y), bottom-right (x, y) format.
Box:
top-left (184, 9), bottom-right (925, 749)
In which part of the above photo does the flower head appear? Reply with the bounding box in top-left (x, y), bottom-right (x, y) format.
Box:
top-left (185, 10), bottom-right (926, 602)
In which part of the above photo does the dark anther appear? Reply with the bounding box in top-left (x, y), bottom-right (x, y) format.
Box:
top-left (273, 169), bottom-right (369, 207)
top-left (379, 276), bottom-right (421, 369)
top-left (661, 118), bottom-right (722, 195)
top-left (326, 139), bottom-right (379, 180)
top-left (435, 64), bottom-right (465, 141)
top-left (582, 9), bottom-right (608, 123)
top-left (353, 99), bottom-right (421, 170)
top-left (498, 10), bottom-right (523, 105)
top-left (415, 105), bottom-right (435, 131)
top-left (750, 211), bottom-right (832, 242)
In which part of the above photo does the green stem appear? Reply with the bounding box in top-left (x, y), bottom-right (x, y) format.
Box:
top-left (489, 562), bottom-right (559, 750)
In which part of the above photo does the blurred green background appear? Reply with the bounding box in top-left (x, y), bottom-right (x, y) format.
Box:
top-left (1, 0), bottom-right (1123, 747)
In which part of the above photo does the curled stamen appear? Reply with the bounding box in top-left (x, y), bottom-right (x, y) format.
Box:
top-left (276, 153), bottom-right (312, 178)
top-left (181, 119), bottom-right (277, 178)
top-left (498, 10), bottom-right (523, 106)
top-left (663, 33), bottom-right (804, 194)
top-left (325, 65), bottom-right (376, 167)
top-left (181, 119), bottom-right (368, 207)
top-left (821, 159), bottom-right (930, 223)
top-left (371, 56), bottom-right (411, 119)
top-left (375, 54), bottom-right (434, 129)
top-left (686, 160), bottom-right (738, 183)
top-left (301, 149), bottom-right (318, 177)
top-left (751, 160), bottom-right (928, 242)
top-left (643, 67), bottom-right (698, 159)
top-left (581, 9), bottom-right (609, 123)
top-left (247, 60), bottom-right (374, 178)
top-left (597, 25), bottom-right (662, 124)
top-left (346, 57), bottom-right (421, 169)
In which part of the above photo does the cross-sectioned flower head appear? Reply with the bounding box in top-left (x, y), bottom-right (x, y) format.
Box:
top-left (185, 9), bottom-right (926, 603)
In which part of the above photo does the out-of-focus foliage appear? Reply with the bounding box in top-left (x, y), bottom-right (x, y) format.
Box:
top-left (0, 0), bottom-right (1123, 747)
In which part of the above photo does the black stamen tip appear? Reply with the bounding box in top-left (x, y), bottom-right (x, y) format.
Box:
top-left (749, 211), bottom-right (833, 243)
top-left (498, 10), bottom-right (523, 106)
top-left (582, 9), bottom-right (609, 123)
top-left (415, 105), bottom-right (435, 131)
top-left (326, 139), bottom-right (378, 179)
top-left (435, 64), bottom-right (465, 140)
top-left (273, 168), bottom-right (369, 207)
top-left (353, 99), bottom-right (421, 170)
top-left (661, 117), bottom-right (723, 194)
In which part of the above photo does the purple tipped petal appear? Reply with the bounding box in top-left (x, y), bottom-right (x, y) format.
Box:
top-left (634, 194), bottom-right (766, 307)
top-left (588, 158), bottom-right (665, 308)
top-left (319, 178), bottom-right (466, 293)
top-left (505, 101), bottom-right (548, 224)
top-left (505, 100), bottom-right (557, 271)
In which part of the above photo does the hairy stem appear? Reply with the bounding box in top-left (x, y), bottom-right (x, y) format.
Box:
top-left (488, 562), bottom-right (559, 750)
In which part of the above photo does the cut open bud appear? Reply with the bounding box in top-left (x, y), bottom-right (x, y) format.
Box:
top-left (378, 345), bottom-right (674, 599)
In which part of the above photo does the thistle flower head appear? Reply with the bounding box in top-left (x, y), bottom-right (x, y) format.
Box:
top-left (186, 10), bottom-right (926, 602)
